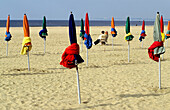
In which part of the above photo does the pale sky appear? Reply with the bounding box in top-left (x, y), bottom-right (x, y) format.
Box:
top-left (0, 0), bottom-right (170, 20)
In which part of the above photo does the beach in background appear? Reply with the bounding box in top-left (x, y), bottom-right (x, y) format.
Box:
top-left (0, 26), bottom-right (170, 109)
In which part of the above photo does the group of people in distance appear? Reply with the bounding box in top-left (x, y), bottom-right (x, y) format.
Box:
top-left (93, 31), bottom-right (109, 45)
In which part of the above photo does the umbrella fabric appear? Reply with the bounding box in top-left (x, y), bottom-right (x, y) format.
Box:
top-left (84, 13), bottom-right (92, 49)
top-left (148, 41), bottom-right (165, 62)
top-left (125, 17), bottom-right (134, 41)
top-left (165, 21), bottom-right (170, 39)
top-left (5, 15), bottom-right (12, 41)
top-left (80, 18), bottom-right (85, 38)
top-left (60, 13), bottom-right (84, 69)
top-left (139, 20), bottom-right (147, 42)
top-left (111, 17), bottom-right (117, 37)
top-left (39, 16), bottom-right (48, 39)
top-left (148, 13), bottom-right (165, 61)
top-left (60, 43), bottom-right (84, 69)
top-left (160, 16), bottom-right (165, 42)
top-left (69, 13), bottom-right (77, 44)
top-left (21, 14), bottom-right (32, 55)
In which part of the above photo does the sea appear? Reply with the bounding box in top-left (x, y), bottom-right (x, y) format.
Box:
top-left (0, 20), bottom-right (168, 27)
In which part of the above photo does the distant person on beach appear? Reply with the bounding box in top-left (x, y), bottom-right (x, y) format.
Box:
top-left (93, 31), bottom-right (108, 45)
top-left (100, 31), bottom-right (108, 45)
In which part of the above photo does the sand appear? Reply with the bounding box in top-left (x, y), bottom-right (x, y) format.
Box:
top-left (0, 26), bottom-right (170, 110)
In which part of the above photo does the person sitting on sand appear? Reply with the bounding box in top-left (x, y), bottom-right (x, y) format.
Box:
top-left (93, 31), bottom-right (105, 45)
top-left (100, 31), bottom-right (108, 45)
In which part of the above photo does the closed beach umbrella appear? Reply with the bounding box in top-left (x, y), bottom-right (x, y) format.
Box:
top-left (84, 13), bottom-right (92, 66)
top-left (139, 20), bottom-right (147, 48)
top-left (165, 21), bottom-right (170, 47)
top-left (21, 14), bottom-right (32, 71)
top-left (125, 16), bottom-right (134, 62)
top-left (5, 15), bottom-right (12, 56)
top-left (80, 18), bottom-right (85, 52)
top-left (148, 12), bottom-right (165, 89)
top-left (111, 17), bottom-right (117, 49)
top-left (165, 21), bottom-right (170, 39)
top-left (39, 16), bottom-right (48, 53)
top-left (160, 16), bottom-right (165, 42)
top-left (60, 12), bottom-right (84, 104)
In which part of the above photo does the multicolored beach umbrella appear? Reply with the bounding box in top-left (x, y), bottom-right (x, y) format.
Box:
top-left (165, 21), bottom-right (170, 39)
top-left (5, 15), bottom-right (12, 41)
top-left (111, 17), bottom-right (117, 37)
top-left (60, 12), bottom-right (84, 69)
top-left (125, 17), bottom-right (134, 41)
top-left (139, 20), bottom-right (147, 42)
top-left (148, 12), bottom-right (165, 89)
top-left (21, 14), bottom-right (32, 71)
top-left (39, 16), bottom-right (48, 39)
top-left (60, 12), bottom-right (84, 104)
top-left (5, 15), bottom-right (12, 56)
top-left (84, 13), bottom-right (92, 66)
top-left (160, 16), bottom-right (165, 42)
top-left (84, 13), bottom-right (92, 49)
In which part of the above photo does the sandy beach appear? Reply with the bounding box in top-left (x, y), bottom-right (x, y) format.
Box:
top-left (0, 26), bottom-right (170, 110)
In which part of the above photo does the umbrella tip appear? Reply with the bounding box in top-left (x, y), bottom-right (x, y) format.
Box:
top-left (71, 11), bottom-right (72, 14)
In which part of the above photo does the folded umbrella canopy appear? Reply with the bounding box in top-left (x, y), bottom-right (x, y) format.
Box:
top-left (5, 15), bottom-right (12, 41)
top-left (84, 13), bottom-right (92, 49)
top-left (60, 12), bottom-right (84, 104)
top-left (165, 21), bottom-right (170, 39)
top-left (60, 13), bottom-right (84, 69)
top-left (39, 16), bottom-right (48, 39)
top-left (148, 13), bottom-right (165, 62)
top-left (139, 20), bottom-right (147, 42)
top-left (125, 17), bottom-right (134, 41)
top-left (160, 16), bottom-right (165, 42)
top-left (80, 18), bottom-right (85, 38)
top-left (111, 17), bottom-right (117, 37)
top-left (21, 14), bottom-right (32, 55)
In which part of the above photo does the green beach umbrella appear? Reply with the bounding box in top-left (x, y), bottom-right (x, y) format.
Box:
top-left (125, 17), bottom-right (134, 41)
top-left (42, 16), bottom-right (48, 36)
top-left (125, 16), bottom-right (134, 62)
top-left (39, 16), bottom-right (48, 53)
top-left (80, 18), bottom-right (85, 37)
top-left (80, 18), bottom-right (85, 52)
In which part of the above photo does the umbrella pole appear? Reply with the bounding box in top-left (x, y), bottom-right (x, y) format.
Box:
top-left (142, 41), bottom-right (143, 48)
top-left (75, 61), bottom-right (81, 104)
top-left (159, 57), bottom-right (161, 89)
top-left (112, 37), bottom-right (113, 49)
top-left (166, 39), bottom-right (168, 47)
top-left (6, 41), bottom-right (8, 56)
top-left (86, 48), bottom-right (88, 66)
top-left (81, 38), bottom-right (83, 52)
top-left (27, 47), bottom-right (30, 71)
top-left (128, 41), bottom-right (130, 62)
top-left (44, 38), bottom-right (46, 54)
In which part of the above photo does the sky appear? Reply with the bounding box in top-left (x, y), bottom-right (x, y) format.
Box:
top-left (0, 0), bottom-right (170, 21)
